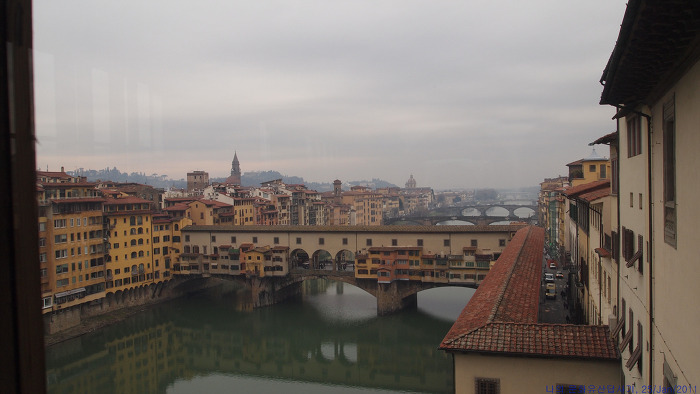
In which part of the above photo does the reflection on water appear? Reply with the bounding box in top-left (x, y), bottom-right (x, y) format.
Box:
top-left (46, 280), bottom-right (471, 394)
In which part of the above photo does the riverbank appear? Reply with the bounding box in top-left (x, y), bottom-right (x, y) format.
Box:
top-left (44, 301), bottom-right (163, 347)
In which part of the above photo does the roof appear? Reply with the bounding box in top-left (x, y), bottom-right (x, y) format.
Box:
top-left (104, 197), bottom-right (152, 205)
top-left (164, 203), bottom-right (188, 211)
top-left (36, 171), bottom-right (71, 179)
top-left (591, 131), bottom-right (618, 146)
top-left (562, 180), bottom-right (610, 198)
top-left (192, 199), bottom-right (232, 208)
top-left (50, 197), bottom-right (105, 204)
top-left (600, 0), bottom-right (700, 106)
top-left (578, 187), bottom-right (611, 203)
top-left (442, 323), bottom-right (618, 360)
top-left (439, 226), bottom-right (619, 360)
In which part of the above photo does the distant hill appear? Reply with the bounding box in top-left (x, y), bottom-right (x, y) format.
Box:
top-left (70, 167), bottom-right (398, 192)
top-left (69, 167), bottom-right (186, 189)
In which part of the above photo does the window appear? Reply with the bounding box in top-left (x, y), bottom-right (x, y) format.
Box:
top-left (589, 164), bottom-right (596, 173)
top-left (55, 249), bottom-right (68, 259)
top-left (471, 239), bottom-right (477, 247)
top-left (211, 235), bottom-right (216, 242)
top-left (319, 237), bottom-right (324, 245)
top-left (475, 378), bottom-right (499, 394)
top-left (39, 253), bottom-right (47, 263)
top-left (274, 237), bottom-right (279, 244)
top-left (366, 239), bottom-right (372, 246)
top-left (153, 236), bottom-right (160, 243)
top-left (663, 97), bottom-right (676, 247)
top-left (185, 235), bottom-right (190, 242)
top-left (231, 236), bottom-right (236, 243)
top-left (296, 237), bottom-right (301, 244)
top-left (53, 219), bottom-right (66, 228)
top-left (54, 234), bottom-right (67, 243)
top-left (639, 193), bottom-right (642, 210)
top-left (627, 116), bottom-right (642, 157)
top-left (417, 239), bottom-right (423, 247)
top-left (391, 239), bottom-right (397, 246)
top-left (342, 238), bottom-right (348, 245)
top-left (499, 239), bottom-right (506, 247)
top-left (443, 239), bottom-right (450, 247)
top-left (39, 237), bottom-right (46, 247)
top-left (163, 235), bottom-right (169, 242)
top-left (252, 236), bottom-right (258, 243)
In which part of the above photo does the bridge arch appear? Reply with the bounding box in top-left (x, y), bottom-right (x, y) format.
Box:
top-left (436, 220), bottom-right (475, 226)
top-left (311, 249), bottom-right (333, 269)
top-left (461, 207), bottom-right (482, 217)
top-left (514, 206), bottom-right (536, 218)
top-left (485, 206), bottom-right (509, 217)
top-left (290, 248), bottom-right (310, 269)
top-left (334, 249), bottom-right (355, 271)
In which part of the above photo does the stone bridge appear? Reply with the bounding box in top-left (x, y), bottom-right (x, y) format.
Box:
top-left (385, 204), bottom-right (538, 226)
top-left (209, 269), bottom-right (478, 315)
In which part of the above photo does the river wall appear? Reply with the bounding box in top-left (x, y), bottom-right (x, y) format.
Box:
top-left (43, 276), bottom-right (223, 336)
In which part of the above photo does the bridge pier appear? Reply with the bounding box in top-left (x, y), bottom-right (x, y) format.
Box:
top-left (248, 276), bottom-right (303, 308)
top-left (374, 281), bottom-right (419, 316)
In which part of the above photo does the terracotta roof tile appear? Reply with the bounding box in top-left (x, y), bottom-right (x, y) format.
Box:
top-left (439, 225), bottom-right (619, 361)
top-left (562, 180), bottom-right (610, 198)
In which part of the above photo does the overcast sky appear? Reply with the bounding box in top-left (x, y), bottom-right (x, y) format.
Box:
top-left (33, 0), bottom-right (627, 190)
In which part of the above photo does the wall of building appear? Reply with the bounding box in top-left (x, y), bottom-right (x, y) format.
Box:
top-left (453, 353), bottom-right (620, 394)
top-left (649, 59), bottom-right (700, 388)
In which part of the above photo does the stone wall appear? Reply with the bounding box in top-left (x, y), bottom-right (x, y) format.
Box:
top-left (43, 277), bottom-right (219, 335)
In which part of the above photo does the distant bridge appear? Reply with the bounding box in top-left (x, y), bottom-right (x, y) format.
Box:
top-left (385, 203), bottom-right (538, 226)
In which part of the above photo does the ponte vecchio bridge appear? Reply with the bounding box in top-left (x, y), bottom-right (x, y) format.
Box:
top-left (178, 224), bottom-right (526, 314)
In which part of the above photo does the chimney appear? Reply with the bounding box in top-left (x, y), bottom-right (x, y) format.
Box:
top-left (61, 166), bottom-right (64, 172)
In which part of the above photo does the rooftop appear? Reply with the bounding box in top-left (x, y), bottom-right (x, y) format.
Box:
top-left (439, 226), bottom-right (619, 360)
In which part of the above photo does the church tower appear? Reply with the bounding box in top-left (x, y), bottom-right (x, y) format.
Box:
top-left (225, 152), bottom-right (242, 185)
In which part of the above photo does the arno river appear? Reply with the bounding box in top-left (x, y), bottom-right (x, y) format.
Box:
top-left (46, 280), bottom-right (475, 393)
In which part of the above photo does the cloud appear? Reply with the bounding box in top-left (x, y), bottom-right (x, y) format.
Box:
top-left (33, 0), bottom-right (627, 189)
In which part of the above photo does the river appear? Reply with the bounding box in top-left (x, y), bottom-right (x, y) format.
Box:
top-left (46, 280), bottom-right (475, 393)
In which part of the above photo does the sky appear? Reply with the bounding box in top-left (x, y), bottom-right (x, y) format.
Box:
top-left (32, 0), bottom-right (628, 190)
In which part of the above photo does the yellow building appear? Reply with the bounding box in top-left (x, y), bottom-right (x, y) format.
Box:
top-left (232, 197), bottom-right (255, 225)
top-left (187, 199), bottom-right (233, 225)
top-left (152, 213), bottom-right (192, 282)
top-left (103, 197), bottom-right (155, 293)
top-left (341, 186), bottom-right (383, 225)
top-left (37, 170), bottom-right (107, 313)
top-left (566, 149), bottom-right (611, 187)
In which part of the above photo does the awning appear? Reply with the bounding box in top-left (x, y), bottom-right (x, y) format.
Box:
top-left (54, 287), bottom-right (86, 298)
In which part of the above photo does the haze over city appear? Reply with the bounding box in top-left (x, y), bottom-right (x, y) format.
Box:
top-left (33, 0), bottom-right (624, 189)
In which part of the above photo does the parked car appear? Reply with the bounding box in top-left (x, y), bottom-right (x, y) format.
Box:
top-left (556, 271), bottom-right (564, 279)
top-left (549, 262), bottom-right (557, 269)
top-left (545, 273), bottom-right (554, 282)
top-left (545, 283), bottom-right (556, 299)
